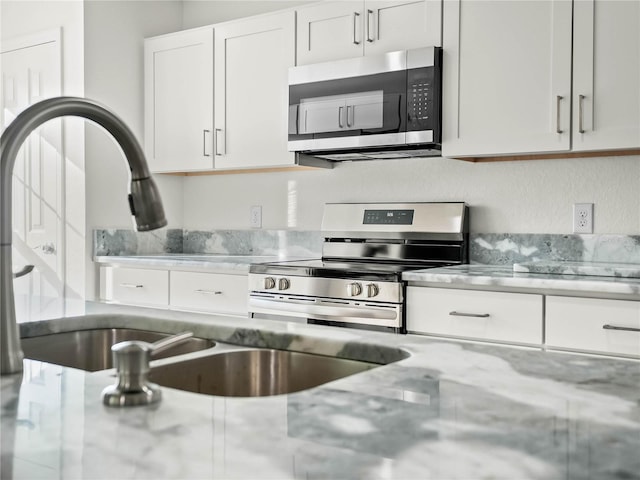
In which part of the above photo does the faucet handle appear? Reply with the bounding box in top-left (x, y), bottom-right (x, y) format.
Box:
top-left (101, 331), bottom-right (193, 407)
top-left (13, 265), bottom-right (34, 278)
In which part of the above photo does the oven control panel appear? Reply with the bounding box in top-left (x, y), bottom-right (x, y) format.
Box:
top-left (248, 274), bottom-right (400, 304)
top-left (363, 209), bottom-right (414, 225)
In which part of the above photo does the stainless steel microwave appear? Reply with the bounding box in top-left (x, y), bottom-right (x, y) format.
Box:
top-left (288, 47), bottom-right (442, 161)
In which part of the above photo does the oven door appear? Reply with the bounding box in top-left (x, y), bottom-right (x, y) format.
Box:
top-left (248, 293), bottom-right (402, 329)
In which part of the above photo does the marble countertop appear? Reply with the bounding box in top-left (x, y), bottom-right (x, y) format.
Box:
top-left (2, 298), bottom-right (639, 479)
top-left (514, 260), bottom-right (640, 278)
top-left (403, 264), bottom-right (640, 299)
top-left (93, 254), bottom-right (312, 274)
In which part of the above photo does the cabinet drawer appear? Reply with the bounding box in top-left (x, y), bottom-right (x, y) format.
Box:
top-left (170, 271), bottom-right (248, 316)
top-left (407, 287), bottom-right (543, 345)
top-left (546, 296), bottom-right (640, 357)
top-left (100, 267), bottom-right (169, 307)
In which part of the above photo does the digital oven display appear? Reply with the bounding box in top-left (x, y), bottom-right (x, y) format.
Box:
top-left (363, 209), bottom-right (414, 225)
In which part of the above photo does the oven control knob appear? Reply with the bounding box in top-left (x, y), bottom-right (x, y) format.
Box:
top-left (264, 277), bottom-right (276, 290)
top-left (366, 283), bottom-right (379, 298)
top-left (347, 282), bottom-right (363, 297)
top-left (278, 278), bottom-right (290, 290)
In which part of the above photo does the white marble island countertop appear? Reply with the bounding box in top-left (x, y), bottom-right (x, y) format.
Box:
top-left (1, 299), bottom-right (639, 479)
top-left (404, 264), bottom-right (640, 299)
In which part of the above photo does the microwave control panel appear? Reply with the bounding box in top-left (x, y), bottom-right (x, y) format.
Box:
top-left (407, 67), bottom-right (435, 132)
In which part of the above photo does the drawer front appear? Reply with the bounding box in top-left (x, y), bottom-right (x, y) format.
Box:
top-left (546, 296), bottom-right (640, 357)
top-left (407, 287), bottom-right (543, 345)
top-left (170, 271), bottom-right (248, 316)
top-left (100, 267), bottom-right (169, 307)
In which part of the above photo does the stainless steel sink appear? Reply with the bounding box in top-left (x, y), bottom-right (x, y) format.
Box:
top-left (21, 329), bottom-right (215, 372)
top-left (149, 349), bottom-right (379, 397)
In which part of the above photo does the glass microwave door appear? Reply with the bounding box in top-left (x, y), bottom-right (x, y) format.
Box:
top-left (289, 71), bottom-right (406, 142)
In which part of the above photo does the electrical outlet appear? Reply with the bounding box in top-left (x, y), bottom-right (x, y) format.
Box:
top-left (250, 205), bottom-right (262, 228)
top-left (573, 203), bottom-right (593, 233)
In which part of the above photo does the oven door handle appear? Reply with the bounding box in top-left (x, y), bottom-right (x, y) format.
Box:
top-left (249, 297), bottom-right (398, 323)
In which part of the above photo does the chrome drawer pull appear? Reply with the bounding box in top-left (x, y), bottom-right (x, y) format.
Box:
top-left (449, 311), bottom-right (490, 318)
top-left (120, 283), bottom-right (144, 289)
top-left (602, 324), bottom-right (640, 333)
top-left (556, 95), bottom-right (563, 134)
top-left (195, 289), bottom-right (222, 295)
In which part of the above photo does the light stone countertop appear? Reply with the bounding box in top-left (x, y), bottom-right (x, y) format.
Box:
top-left (403, 264), bottom-right (640, 299)
top-left (513, 260), bottom-right (640, 278)
top-left (1, 297), bottom-right (639, 479)
top-left (93, 254), bottom-right (312, 274)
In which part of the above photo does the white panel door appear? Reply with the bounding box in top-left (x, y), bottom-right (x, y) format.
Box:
top-left (572, 0), bottom-right (640, 151)
top-left (1, 32), bottom-right (63, 298)
top-left (364, 0), bottom-right (442, 55)
top-left (214, 11), bottom-right (295, 169)
top-left (144, 28), bottom-right (214, 172)
top-left (442, 0), bottom-right (573, 157)
top-left (296, 1), bottom-right (364, 65)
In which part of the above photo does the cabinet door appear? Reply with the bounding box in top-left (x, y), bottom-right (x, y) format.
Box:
top-left (170, 271), bottom-right (248, 316)
top-left (406, 287), bottom-right (543, 345)
top-left (296, 1), bottom-right (364, 66)
top-left (144, 28), bottom-right (214, 173)
top-left (572, 0), bottom-right (640, 151)
top-left (214, 11), bottom-right (295, 169)
top-left (364, 0), bottom-right (442, 56)
top-left (442, 0), bottom-right (572, 157)
top-left (100, 267), bottom-right (169, 307)
top-left (546, 296), bottom-right (640, 358)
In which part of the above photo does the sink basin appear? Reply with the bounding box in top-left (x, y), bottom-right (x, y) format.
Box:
top-left (21, 328), bottom-right (215, 372)
top-left (149, 349), bottom-right (379, 397)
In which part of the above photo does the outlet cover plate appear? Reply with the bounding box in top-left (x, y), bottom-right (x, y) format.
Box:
top-left (250, 205), bottom-right (262, 228)
top-left (573, 203), bottom-right (593, 234)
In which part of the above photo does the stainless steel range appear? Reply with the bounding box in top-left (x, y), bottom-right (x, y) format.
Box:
top-left (248, 202), bottom-right (468, 333)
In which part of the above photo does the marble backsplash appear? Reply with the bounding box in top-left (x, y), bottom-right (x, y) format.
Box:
top-left (94, 229), bottom-right (640, 265)
top-left (94, 228), bottom-right (323, 258)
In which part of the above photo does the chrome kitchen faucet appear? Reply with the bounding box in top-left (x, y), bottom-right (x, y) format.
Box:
top-left (1, 97), bottom-right (167, 375)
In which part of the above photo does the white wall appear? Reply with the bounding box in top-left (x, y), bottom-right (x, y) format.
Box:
top-left (83, 0), bottom-right (183, 299)
top-left (181, 155), bottom-right (640, 234)
top-left (182, 0), bottom-right (312, 28)
top-left (1, 0), bottom-right (86, 298)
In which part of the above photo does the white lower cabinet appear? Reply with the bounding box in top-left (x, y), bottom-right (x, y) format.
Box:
top-left (100, 267), bottom-right (169, 308)
top-left (100, 266), bottom-right (248, 316)
top-left (546, 296), bottom-right (640, 358)
top-left (170, 271), bottom-right (247, 316)
top-left (406, 287), bottom-right (543, 345)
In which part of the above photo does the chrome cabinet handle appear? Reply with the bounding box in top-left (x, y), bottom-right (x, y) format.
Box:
top-left (214, 128), bottom-right (224, 156)
top-left (194, 289), bottom-right (223, 295)
top-left (366, 9), bottom-right (375, 43)
top-left (203, 129), bottom-right (211, 156)
top-left (449, 311), bottom-right (490, 318)
top-left (338, 106), bottom-right (345, 128)
top-left (352, 12), bottom-right (360, 45)
top-left (578, 94), bottom-right (586, 134)
top-left (346, 105), bottom-right (353, 127)
top-left (603, 324), bottom-right (640, 333)
top-left (120, 283), bottom-right (144, 289)
top-left (556, 95), bottom-right (563, 134)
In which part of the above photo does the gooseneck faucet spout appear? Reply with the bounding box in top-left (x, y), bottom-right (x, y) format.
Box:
top-left (1, 97), bottom-right (167, 375)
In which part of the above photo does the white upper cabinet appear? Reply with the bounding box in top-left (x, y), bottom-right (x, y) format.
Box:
top-left (296, 0), bottom-right (442, 65)
top-left (214, 11), bottom-right (296, 169)
top-left (572, 0), bottom-right (640, 151)
top-left (443, 0), bottom-right (640, 159)
top-left (144, 28), bottom-right (214, 172)
top-left (442, 0), bottom-right (573, 158)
